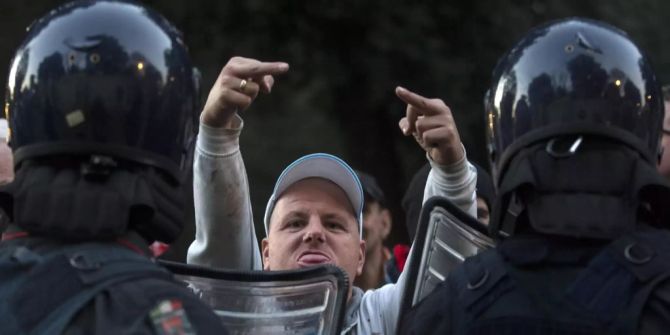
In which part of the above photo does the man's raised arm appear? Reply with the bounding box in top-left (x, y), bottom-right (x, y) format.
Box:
top-left (396, 86), bottom-right (477, 217)
top-left (186, 57), bottom-right (289, 270)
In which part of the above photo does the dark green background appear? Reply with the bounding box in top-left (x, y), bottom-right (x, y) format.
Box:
top-left (2, 0), bottom-right (670, 260)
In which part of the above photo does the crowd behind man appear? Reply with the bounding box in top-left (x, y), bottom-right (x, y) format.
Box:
top-left (353, 170), bottom-right (393, 291)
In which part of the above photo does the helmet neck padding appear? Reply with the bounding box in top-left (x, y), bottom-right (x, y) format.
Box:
top-left (491, 134), bottom-right (670, 240)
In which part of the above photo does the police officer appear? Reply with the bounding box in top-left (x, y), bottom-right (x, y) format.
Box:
top-left (0, 1), bottom-right (227, 334)
top-left (399, 18), bottom-right (670, 334)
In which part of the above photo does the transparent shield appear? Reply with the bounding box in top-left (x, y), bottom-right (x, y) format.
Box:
top-left (160, 261), bottom-right (348, 335)
top-left (412, 205), bottom-right (494, 304)
top-left (399, 196), bottom-right (495, 327)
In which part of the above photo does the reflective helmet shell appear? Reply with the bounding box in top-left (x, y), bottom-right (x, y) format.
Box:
top-left (5, 0), bottom-right (199, 182)
top-left (486, 18), bottom-right (663, 183)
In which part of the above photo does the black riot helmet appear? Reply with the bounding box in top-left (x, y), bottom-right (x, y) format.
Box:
top-left (5, 0), bottom-right (200, 183)
top-left (485, 18), bottom-right (669, 239)
top-left (2, 0), bottom-right (200, 242)
top-left (486, 18), bottom-right (662, 183)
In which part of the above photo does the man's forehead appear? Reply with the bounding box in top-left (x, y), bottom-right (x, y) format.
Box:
top-left (271, 195), bottom-right (359, 231)
top-left (277, 178), bottom-right (356, 214)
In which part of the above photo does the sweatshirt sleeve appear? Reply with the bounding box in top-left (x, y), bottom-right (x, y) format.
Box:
top-left (423, 147), bottom-right (478, 218)
top-left (186, 115), bottom-right (263, 270)
top-left (354, 148), bottom-right (478, 334)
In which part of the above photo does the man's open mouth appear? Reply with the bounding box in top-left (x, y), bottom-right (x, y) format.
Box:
top-left (297, 252), bottom-right (332, 266)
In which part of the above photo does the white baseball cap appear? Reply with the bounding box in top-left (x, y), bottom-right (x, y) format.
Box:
top-left (263, 153), bottom-right (364, 238)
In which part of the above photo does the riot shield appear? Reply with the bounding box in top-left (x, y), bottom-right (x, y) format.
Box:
top-left (399, 196), bottom-right (494, 315)
top-left (160, 261), bottom-right (348, 335)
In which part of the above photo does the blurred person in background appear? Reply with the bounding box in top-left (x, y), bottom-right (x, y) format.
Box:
top-left (657, 85), bottom-right (670, 179)
top-left (0, 119), bottom-right (12, 185)
top-left (354, 170), bottom-right (393, 291)
top-left (402, 162), bottom-right (495, 241)
top-left (386, 161), bottom-right (495, 284)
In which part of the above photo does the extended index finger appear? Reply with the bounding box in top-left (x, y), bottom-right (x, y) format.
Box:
top-left (395, 86), bottom-right (442, 116)
top-left (227, 59), bottom-right (289, 78)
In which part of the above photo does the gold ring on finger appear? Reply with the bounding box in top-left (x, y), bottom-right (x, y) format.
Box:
top-left (239, 79), bottom-right (248, 91)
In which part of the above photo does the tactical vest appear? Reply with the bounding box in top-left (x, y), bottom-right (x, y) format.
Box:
top-left (447, 227), bottom-right (670, 334)
top-left (0, 238), bottom-right (226, 334)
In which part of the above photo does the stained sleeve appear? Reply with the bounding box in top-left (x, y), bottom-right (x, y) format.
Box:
top-left (186, 115), bottom-right (262, 270)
